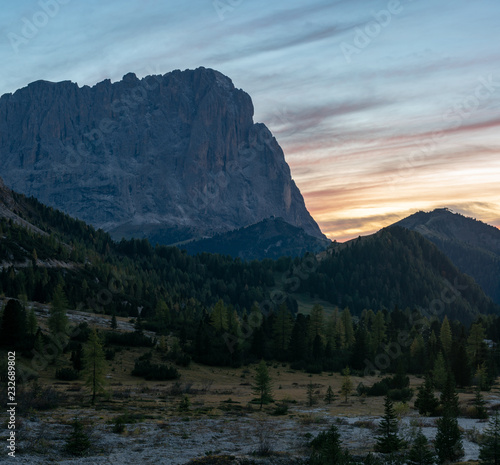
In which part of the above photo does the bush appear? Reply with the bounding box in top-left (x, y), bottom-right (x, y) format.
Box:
top-left (55, 368), bottom-right (79, 381)
top-left (65, 420), bottom-right (91, 456)
top-left (112, 417), bottom-right (126, 434)
top-left (388, 388), bottom-right (413, 402)
top-left (272, 403), bottom-right (289, 416)
top-left (131, 360), bottom-right (180, 381)
top-left (18, 382), bottom-right (63, 413)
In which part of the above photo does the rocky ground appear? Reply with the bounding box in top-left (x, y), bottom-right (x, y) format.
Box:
top-left (10, 404), bottom-right (491, 464)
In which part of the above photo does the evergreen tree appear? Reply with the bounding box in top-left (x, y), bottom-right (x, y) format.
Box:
top-left (27, 307), bottom-right (38, 336)
top-left (370, 310), bottom-right (386, 354)
top-left (415, 374), bottom-right (439, 417)
top-left (408, 430), bottom-right (435, 465)
top-left (432, 352), bottom-right (447, 390)
top-left (440, 373), bottom-right (460, 417)
top-left (307, 382), bottom-right (316, 407)
top-left (435, 410), bottom-right (463, 464)
top-left (340, 367), bottom-right (352, 403)
top-left (480, 411), bottom-right (500, 465)
top-left (435, 375), bottom-right (463, 464)
top-left (473, 386), bottom-right (488, 420)
top-left (273, 303), bottom-right (293, 356)
top-left (309, 304), bottom-right (325, 340)
top-left (468, 323), bottom-right (487, 368)
top-left (324, 385), bottom-right (335, 404)
top-left (83, 328), bottom-right (107, 404)
top-left (440, 316), bottom-right (452, 356)
top-left (341, 307), bottom-right (355, 348)
top-left (309, 424), bottom-right (351, 465)
top-left (451, 340), bottom-right (471, 387)
top-left (210, 299), bottom-right (228, 332)
top-left (110, 313), bottom-right (117, 330)
top-left (375, 396), bottom-right (404, 453)
top-left (252, 360), bottom-right (273, 410)
top-left (48, 283), bottom-right (69, 336)
top-left (65, 419), bottom-right (91, 456)
top-left (0, 299), bottom-right (27, 348)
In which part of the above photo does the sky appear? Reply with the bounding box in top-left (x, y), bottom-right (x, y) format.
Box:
top-left (1, 0), bottom-right (499, 241)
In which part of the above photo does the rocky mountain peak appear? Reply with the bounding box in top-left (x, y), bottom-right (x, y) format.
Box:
top-left (0, 67), bottom-right (324, 244)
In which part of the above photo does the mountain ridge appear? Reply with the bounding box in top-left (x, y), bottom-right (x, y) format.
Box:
top-left (393, 208), bottom-right (500, 304)
top-left (0, 67), bottom-right (324, 245)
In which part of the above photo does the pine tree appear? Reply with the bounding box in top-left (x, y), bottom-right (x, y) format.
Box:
top-left (435, 410), bottom-right (463, 464)
top-left (415, 374), bottom-right (439, 416)
top-left (273, 303), bottom-right (293, 355)
top-left (375, 396), bottom-right (404, 453)
top-left (0, 299), bottom-right (27, 348)
top-left (83, 328), bottom-right (107, 405)
top-left (252, 360), bottom-right (273, 410)
top-left (432, 351), bottom-right (447, 390)
top-left (408, 430), bottom-right (435, 465)
top-left (48, 283), bottom-right (69, 336)
top-left (341, 307), bottom-right (355, 348)
top-left (110, 313), bottom-right (117, 330)
top-left (324, 385), bottom-right (335, 404)
top-left (468, 323), bottom-right (487, 368)
top-left (309, 304), bottom-right (325, 340)
top-left (473, 386), bottom-right (488, 420)
top-left (480, 411), bottom-right (500, 465)
top-left (210, 299), bottom-right (228, 332)
top-left (65, 419), bottom-right (91, 456)
top-left (307, 382), bottom-right (316, 407)
top-left (440, 316), bottom-right (452, 356)
top-left (309, 424), bottom-right (351, 465)
top-left (435, 375), bottom-right (463, 464)
top-left (371, 310), bottom-right (386, 353)
top-left (440, 373), bottom-right (460, 417)
top-left (340, 367), bottom-right (352, 403)
top-left (27, 307), bottom-right (38, 336)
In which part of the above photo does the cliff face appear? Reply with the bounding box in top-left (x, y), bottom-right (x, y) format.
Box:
top-left (0, 67), bottom-right (324, 244)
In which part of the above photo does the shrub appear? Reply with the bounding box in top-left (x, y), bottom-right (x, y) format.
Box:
top-left (131, 360), bottom-right (180, 381)
top-left (55, 368), bottom-right (79, 381)
top-left (65, 420), bottom-right (90, 456)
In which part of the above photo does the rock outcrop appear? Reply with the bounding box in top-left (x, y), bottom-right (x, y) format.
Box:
top-left (0, 67), bottom-right (324, 244)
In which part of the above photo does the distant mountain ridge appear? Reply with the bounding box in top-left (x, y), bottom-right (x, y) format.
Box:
top-left (0, 67), bottom-right (324, 246)
top-left (182, 217), bottom-right (331, 260)
top-left (394, 208), bottom-right (500, 304)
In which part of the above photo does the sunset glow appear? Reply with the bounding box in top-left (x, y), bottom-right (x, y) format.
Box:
top-left (1, 0), bottom-right (499, 241)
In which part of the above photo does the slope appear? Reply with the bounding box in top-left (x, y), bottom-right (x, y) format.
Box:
top-left (394, 208), bottom-right (500, 304)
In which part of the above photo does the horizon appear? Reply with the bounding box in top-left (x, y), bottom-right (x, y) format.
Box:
top-left (1, 0), bottom-right (499, 241)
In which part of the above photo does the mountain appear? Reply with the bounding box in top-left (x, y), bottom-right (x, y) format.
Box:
top-left (0, 67), bottom-right (323, 245)
top-left (295, 226), bottom-right (499, 323)
top-left (394, 208), bottom-right (500, 304)
top-left (182, 217), bottom-right (331, 260)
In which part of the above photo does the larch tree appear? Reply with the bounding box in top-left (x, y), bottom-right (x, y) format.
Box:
top-left (83, 328), bottom-right (108, 405)
top-left (340, 367), bottom-right (353, 403)
top-left (341, 307), bottom-right (355, 348)
top-left (467, 323), bottom-right (487, 368)
top-left (440, 316), bottom-right (452, 356)
top-left (48, 283), bottom-right (69, 336)
top-left (309, 304), bottom-right (325, 340)
top-left (273, 303), bottom-right (293, 355)
top-left (210, 299), bottom-right (228, 332)
top-left (252, 360), bottom-right (273, 410)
